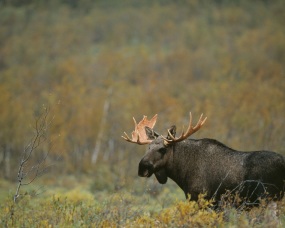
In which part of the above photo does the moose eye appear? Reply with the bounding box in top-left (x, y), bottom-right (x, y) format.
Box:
top-left (159, 148), bottom-right (167, 154)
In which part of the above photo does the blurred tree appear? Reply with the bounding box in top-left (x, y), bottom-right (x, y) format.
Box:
top-left (0, 0), bottom-right (284, 179)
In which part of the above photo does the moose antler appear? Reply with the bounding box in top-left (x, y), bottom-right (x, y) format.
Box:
top-left (122, 114), bottom-right (157, 145)
top-left (163, 112), bottom-right (207, 144)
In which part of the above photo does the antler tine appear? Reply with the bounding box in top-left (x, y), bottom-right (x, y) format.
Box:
top-left (163, 112), bottom-right (207, 144)
top-left (173, 113), bottom-right (192, 141)
top-left (122, 132), bottom-right (129, 140)
top-left (201, 114), bottom-right (207, 126)
top-left (167, 129), bottom-right (176, 141)
top-left (121, 132), bottom-right (134, 142)
top-left (121, 132), bottom-right (149, 145)
top-left (193, 113), bottom-right (207, 130)
top-left (184, 112), bottom-right (193, 137)
top-left (185, 113), bottom-right (207, 136)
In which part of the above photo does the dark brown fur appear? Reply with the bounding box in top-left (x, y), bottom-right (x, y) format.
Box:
top-left (139, 129), bottom-right (285, 207)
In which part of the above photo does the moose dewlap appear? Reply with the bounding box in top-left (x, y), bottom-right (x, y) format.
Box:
top-left (122, 112), bottom-right (285, 208)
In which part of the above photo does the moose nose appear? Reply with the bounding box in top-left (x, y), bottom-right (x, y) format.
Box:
top-left (138, 160), bottom-right (154, 177)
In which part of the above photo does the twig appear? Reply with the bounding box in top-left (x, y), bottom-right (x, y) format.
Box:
top-left (13, 106), bottom-right (53, 203)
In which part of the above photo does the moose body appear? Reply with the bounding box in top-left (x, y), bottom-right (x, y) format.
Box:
top-left (122, 113), bottom-right (285, 207)
top-left (139, 137), bottom-right (285, 205)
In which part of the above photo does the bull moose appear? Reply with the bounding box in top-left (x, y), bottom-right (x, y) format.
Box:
top-left (122, 113), bottom-right (285, 207)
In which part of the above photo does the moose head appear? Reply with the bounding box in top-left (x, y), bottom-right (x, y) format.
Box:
top-left (122, 113), bottom-right (207, 185)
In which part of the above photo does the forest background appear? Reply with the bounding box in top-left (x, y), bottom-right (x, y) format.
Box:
top-left (0, 0), bottom-right (285, 226)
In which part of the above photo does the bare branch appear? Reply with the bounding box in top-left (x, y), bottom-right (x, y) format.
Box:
top-left (13, 106), bottom-right (54, 204)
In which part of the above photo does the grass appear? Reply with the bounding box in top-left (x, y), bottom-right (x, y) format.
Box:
top-left (1, 175), bottom-right (285, 227)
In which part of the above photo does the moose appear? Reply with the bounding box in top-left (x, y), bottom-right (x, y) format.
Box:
top-left (122, 113), bottom-right (285, 208)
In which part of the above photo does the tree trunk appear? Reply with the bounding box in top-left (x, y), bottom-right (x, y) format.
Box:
top-left (91, 87), bottom-right (112, 164)
top-left (4, 145), bottom-right (11, 179)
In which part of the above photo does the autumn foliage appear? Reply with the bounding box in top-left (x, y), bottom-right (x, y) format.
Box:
top-left (0, 0), bottom-right (285, 225)
top-left (0, 0), bottom-right (284, 178)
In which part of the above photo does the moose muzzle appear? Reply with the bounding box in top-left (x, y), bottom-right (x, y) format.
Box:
top-left (138, 160), bottom-right (154, 178)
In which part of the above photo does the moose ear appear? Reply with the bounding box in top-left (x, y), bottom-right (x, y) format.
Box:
top-left (166, 125), bottom-right (176, 140)
top-left (145, 126), bottom-right (159, 140)
top-left (155, 169), bottom-right (168, 184)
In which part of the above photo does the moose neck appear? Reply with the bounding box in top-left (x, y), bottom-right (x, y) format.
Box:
top-left (165, 140), bottom-right (198, 192)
